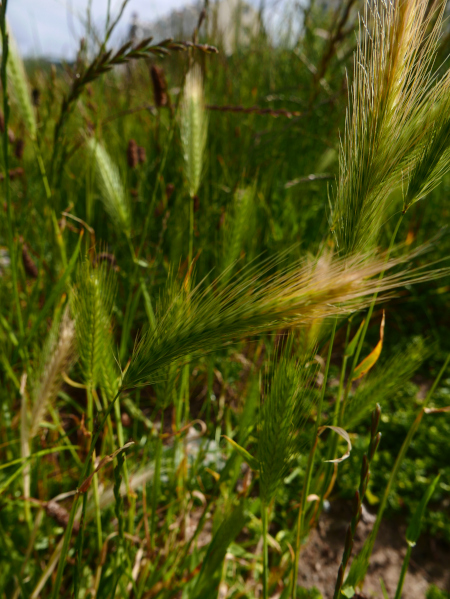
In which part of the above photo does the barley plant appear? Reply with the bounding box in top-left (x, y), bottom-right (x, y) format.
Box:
top-left (2, 0), bottom-right (450, 598)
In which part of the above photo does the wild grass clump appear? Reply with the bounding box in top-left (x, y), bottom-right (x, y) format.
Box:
top-left (1, 0), bottom-right (450, 598)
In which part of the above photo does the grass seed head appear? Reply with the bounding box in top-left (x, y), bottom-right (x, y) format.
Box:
top-left (180, 63), bottom-right (208, 198)
top-left (151, 65), bottom-right (168, 107)
top-left (3, 23), bottom-right (37, 140)
top-left (127, 139), bottom-right (139, 168)
top-left (87, 138), bottom-right (132, 237)
top-left (30, 310), bottom-right (76, 438)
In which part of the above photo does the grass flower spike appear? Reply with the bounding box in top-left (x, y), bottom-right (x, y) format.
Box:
top-left (180, 63), bottom-right (208, 198)
top-left (87, 138), bottom-right (132, 237)
top-left (30, 309), bottom-right (76, 438)
top-left (332, 0), bottom-right (444, 254)
top-left (122, 248), bottom-right (445, 389)
top-left (2, 22), bottom-right (37, 140)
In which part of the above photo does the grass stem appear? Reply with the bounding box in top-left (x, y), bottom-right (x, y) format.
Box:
top-left (291, 318), bottom-right (337, 597)
top-left (346, 352), bottom-right (450, 588)
top-left (394, 544), bottom-right (412, 599)
top-left (0, 1), bottom-right (24, 340)
top-left (262, 501), bottom-right (269, 599)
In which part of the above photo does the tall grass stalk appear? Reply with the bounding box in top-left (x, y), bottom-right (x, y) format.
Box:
top-left (339, 214), bottom-right (404, 425)
top-left (123, 249), bottom-right (443, 390)
top-left (345, 352), bottom-right (450, 588)
top-left (51, 389), bottom-right (122, 599)
top-left (262, 501), bottom-right (269, 599)
top-left (87, 138), bottom-right (132, 237)
top-left (291, 319), bottom-right (336, 598)
top-left (119, 100), bottom-right (180, 361)
top-left (3, 22), bottom-right (37, 140)
top-left (0, 1), bottom-right (23, 339)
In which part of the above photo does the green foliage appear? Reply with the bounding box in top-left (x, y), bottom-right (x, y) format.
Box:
top-left (190, 501), bottom-right (248, 599)
top-left (3, 24), bottom-right (37, 139)
top-left (343, 337), bottom-right (429, 430)
top-left (1, 0), bottom-right (450, 597)
top-left (181, 63), bottom-right (208, 198)
top-left (332, 0), bottom-right (446, 253)
top-left (427, 585), bottom-right (450, 599)
top-left (86, 138), bottom-right (132, 238)
top-left (222, 185), bottom-right (256, 277)
top-left (258, 342), bottom-right (318, 503)
top-left (71, 257), bottom-right (117, 388)
top-left (406, 473), bottom-right (440, 546)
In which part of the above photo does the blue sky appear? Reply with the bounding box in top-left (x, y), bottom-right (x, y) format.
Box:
top-left (9, 0), bottom-right (193, 59)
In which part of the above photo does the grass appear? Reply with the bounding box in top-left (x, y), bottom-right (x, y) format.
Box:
top-left (1, 0), bottom-right (450, 597)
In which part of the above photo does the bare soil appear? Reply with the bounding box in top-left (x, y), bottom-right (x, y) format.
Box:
top-left (298, 500), bottom-right (450, 598)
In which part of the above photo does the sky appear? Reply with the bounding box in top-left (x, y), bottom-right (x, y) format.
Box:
top-left (8, 0), bottom-right (195, 59)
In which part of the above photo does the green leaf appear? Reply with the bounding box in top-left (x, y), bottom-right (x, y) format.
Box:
top-left (344, 540), bottom-right (371, 589)
top-left (23, 231), bottom-right (83, 348)
top-left (406, 474), bottom-right (440, 546)
top-left (344, 319), bottom-right (365, 357)
top-left (341, 587), bottom-right (355, 598)
top-left (191, 501), bottom-right (247, 599)
top-left (140, 276), bottom-right (157, 331)
top-left (380, 577), bottom-right (390, 599)
top-left (222, 435), bottom-right (259, 471)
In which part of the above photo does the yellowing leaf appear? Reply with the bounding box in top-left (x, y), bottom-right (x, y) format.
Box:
top-left (365, 488), bottom-right (380, 505)
top-left (205, 467), bottom-right (220, 482)
top-left (222, 435), bottom-right (259, 471)
top-left (352, 311), bottom-right (385, 381)
top-left (405, 230), bottom-right (415, 245)
top-left (319, 425), bottom-right (352, 463)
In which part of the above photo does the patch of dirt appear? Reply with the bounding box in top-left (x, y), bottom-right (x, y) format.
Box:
top-left (298, 499), bottom-right (450, 598)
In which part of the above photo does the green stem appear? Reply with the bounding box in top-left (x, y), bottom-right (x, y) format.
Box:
top-left (33, 141), bottom-right (52, 200)
top-left (51, 389), bottom-right (123, 599)
top-left (150, 434), bottom-right (162, 550)
top-left (188, 194), bottom-right (194, 266)
top-left (291, 318), bottom-right (337, 598)
top-left (0, 3), bottom-right (24, 340)
top-left (352, 352), bottom-right (450, 586)
top-left (332, 320), bottom-right (351, 428)
top-left (262, 501), bottom-right (269, 599)
top-left (87, 385), bottom-right (102, 553)
top-left (339, 214), bottom-right (403, 424)
top-left (394, 544), bottom-right (412, 599)
top-left (119, 104), bottom-right (179, 360)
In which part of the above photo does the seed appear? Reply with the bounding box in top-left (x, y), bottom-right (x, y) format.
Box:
top-left (127, 139), bottom-right (138, 168)
top-left (137, 146), bottom-right (146, 164)
top-left (150, 65), bottom-right (167, 108)
top-left (193, 194), bottom-right (200, 213)
top-left (15, 139), bottom-right (25, 160)
top-left (32, 88), bottom-right (40, 106)
top-left (22, 243), bottom-right (38, 278)
top-left (166, 183), bottom-right (175, 201)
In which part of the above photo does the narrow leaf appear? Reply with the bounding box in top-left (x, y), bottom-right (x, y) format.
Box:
top-left (352, 311), bottom-right (385, 380)
top-left (78, 442), bottom-right (134, 494)
top-left (319, 426), bottom-right (352, 463)
top-left (191, 502), bottom-right (247, 599)
top-left (380, 578), bottom-right (390, 599)
top-left (424, 406), bottom-right (450, 414)
top-left (24, 231), bottom-right (83, 347)
top-left (345, 319), bottom-right (365, 357)
top-left (222, 435), bottom-right (259, 471)
top-left (406, 474), bottom-right (440, 546)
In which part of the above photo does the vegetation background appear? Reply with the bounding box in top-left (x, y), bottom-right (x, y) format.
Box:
top-left (1, 0), bottom-right (450, 597)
